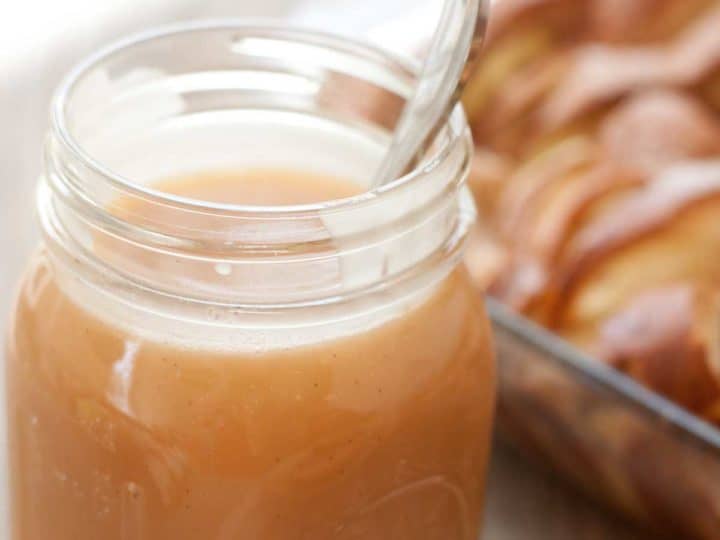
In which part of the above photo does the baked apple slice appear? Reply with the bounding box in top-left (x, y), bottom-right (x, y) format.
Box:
top-left (591, 285), bottom-right (720, 413)
top-left (548, 160), bottom-right (720, 344)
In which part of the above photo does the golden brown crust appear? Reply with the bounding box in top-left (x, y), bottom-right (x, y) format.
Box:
top-left (587, 0), bottom-right (716, 43)
top-left (599, 90), bottom-right (720, 175)
top-left (592, 285), bottom-right (720, 412)
top-left (469, 2), bottom-right (720, 143)
top-left (465, 3), bottom-right (720, 532)
top-left (540, 46), bottom-right (671, 132)
top-left (497, 136), bottom-right (599, 239)
top-left (540, 5), bottom-right (720, 130)
top-left (485, 89), bottom-right (720, 319)
top-left (486, 0), bottom-right (717, 50)
top-left (486, 0), bottom-right (585, 44)
top-left (490, 163), bottom-right (644, 314)
top-left (549, 162), bottom-right (720, 322)
top-left (466, 1), bottom-right (720, 426)
top-left (470, 51), bottom-right (572, 153)
top-left (674, 4), bottom-right (720, 82)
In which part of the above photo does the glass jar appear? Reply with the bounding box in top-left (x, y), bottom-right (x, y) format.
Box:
top-left (5, 22), bottom-right (495, 540)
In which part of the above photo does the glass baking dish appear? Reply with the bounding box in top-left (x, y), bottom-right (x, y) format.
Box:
top-left (489, 298), bottom-right (720, 540)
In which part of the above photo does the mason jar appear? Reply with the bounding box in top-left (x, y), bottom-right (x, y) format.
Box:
top-left (5, 22), bottom-right (495, 540)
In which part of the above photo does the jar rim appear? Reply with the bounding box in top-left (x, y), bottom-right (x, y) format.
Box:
top-left (51, 19), bottom-right (465, 218)
top-left (42, 19), bottom-right (475, 313)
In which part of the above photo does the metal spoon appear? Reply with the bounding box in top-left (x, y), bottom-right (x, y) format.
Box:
top-left (371, 0), bottom-right (489, 188)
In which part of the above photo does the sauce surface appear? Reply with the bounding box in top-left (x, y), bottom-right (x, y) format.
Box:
top-left (154, 168), bottom-right (365, 205)
top-left (7, 169), bottom-right (495, 540)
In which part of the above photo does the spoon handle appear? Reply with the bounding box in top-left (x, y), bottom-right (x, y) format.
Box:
top-left (371, 0), bottom-right (488, 188)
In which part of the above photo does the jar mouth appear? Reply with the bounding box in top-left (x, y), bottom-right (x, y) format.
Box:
top-left (51, 19), bottom-right (464, 218)
top-left (42, 20), bottom-right (475, 313)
